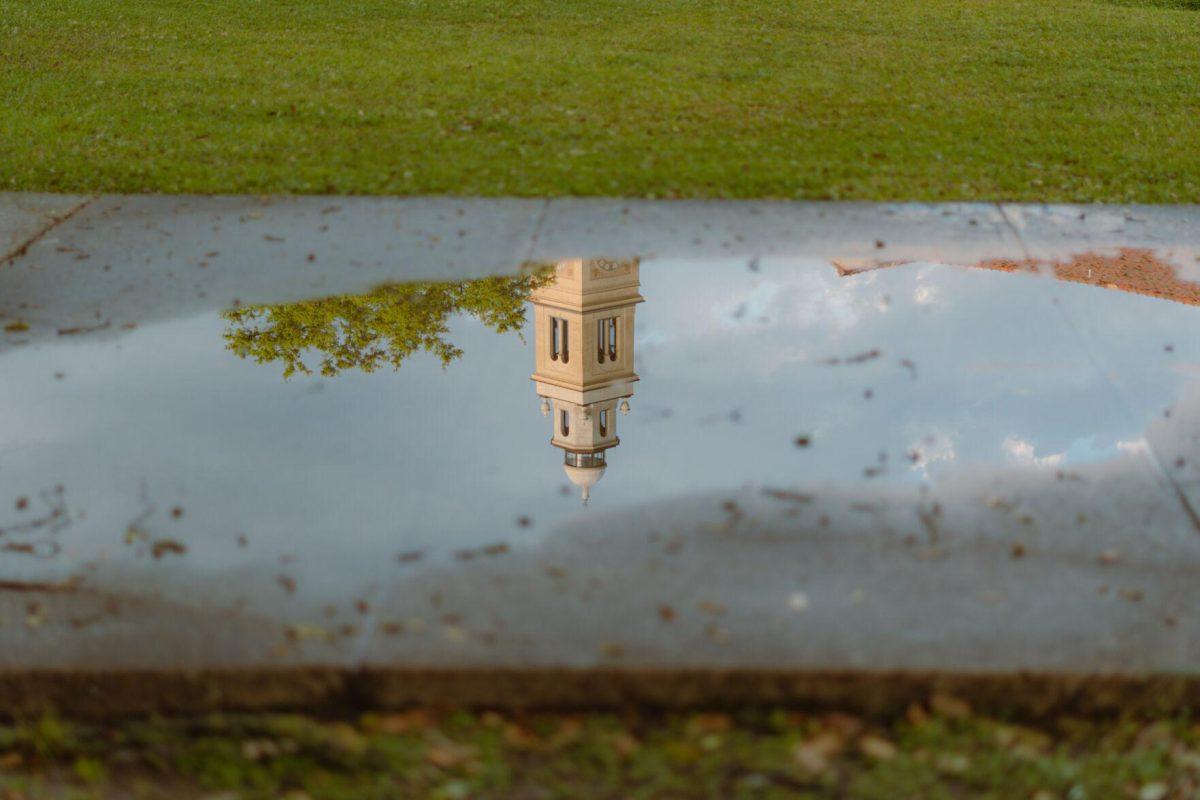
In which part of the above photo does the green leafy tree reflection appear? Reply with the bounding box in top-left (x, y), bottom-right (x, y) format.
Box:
top-left (223, 271), bottom-right (551, 378)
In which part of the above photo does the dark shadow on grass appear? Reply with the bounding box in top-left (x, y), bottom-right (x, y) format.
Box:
top-left (1105, 0), bottom-right (1199, 9)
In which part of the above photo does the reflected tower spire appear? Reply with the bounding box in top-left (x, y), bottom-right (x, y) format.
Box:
top-left (530, 259), bottom-right (643, 503)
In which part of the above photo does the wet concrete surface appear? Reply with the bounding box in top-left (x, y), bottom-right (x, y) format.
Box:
top-left (0, 194), bottom-right (93, 266)
top-left (2, 194), bottom-right (1200, 712)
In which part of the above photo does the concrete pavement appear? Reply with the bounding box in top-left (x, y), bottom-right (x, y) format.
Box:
top-left (2, 194), bottom-right (1200, 715)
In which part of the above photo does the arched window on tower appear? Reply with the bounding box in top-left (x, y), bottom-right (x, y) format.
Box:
top-left (597, 317), bottom-right (618, 364)
top-left (551, 317), bottom-right (570, 363)
top-left (560, 409), bottom-right (570, 436)
top-left (599, 409), bottom-right (608, 437)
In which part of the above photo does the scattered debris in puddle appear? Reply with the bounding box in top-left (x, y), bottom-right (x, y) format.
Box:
top-left (1, 245), bottom-right (1199, 674)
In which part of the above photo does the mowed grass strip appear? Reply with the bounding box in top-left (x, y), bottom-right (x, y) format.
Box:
top-left (1, 0), bottom-right (1198, 201)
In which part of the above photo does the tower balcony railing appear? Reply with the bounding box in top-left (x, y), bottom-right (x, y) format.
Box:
top-left (564, 451), bottom-right (607, 468)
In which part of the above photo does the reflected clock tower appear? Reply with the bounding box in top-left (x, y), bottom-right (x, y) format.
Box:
top-left (531, 259), bottom-right (643, 503)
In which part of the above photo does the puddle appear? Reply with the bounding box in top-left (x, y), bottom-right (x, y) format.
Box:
top-left (3, 245), bottom-right (1200, 670)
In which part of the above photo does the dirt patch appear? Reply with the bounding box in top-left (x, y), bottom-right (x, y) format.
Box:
top-left (982, 248), bottom-right (1200, 306)
top-left (835, 248), bottom-right (1200, 307)
top-left (4, 668), bottom-right (1200, 722)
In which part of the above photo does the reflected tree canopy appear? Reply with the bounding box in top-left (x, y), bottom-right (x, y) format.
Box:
top-left (222, 271), bottom-right (552, 377)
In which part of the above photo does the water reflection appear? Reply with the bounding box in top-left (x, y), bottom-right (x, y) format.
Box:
top-left (219, 259), bottom-right (644, 502)
top-left (206, 250), bottom-right (1200, 511)
top-left (222, 271), bottom-right (551, 378)
top-left (529, 259), bottom-right (643, 502)
top-left (6, 245), bottom-right (1200, 672)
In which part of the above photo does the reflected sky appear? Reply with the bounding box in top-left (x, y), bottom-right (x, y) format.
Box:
top-left (1, 256), bottom-right (1198, 597)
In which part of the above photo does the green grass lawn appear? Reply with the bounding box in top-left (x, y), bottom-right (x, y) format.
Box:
top-left (2, 705), bottom-right (1199, 799)
top-left (1, 0), bottom-right (1198, 201)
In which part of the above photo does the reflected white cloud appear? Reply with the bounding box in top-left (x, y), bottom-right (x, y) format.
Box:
top-left (1002, 435), bottom-right (1066, 468)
